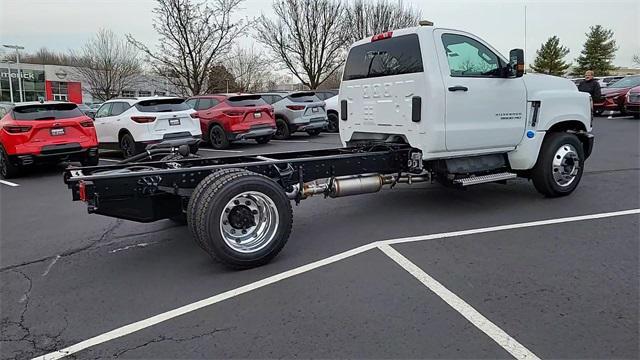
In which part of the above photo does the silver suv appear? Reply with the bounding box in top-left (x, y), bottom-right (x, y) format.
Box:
top-left (258, 91), bottom-right (328, 139)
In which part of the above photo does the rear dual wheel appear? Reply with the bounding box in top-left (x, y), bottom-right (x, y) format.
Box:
top-left (187, 169), bottom-right (293, 269)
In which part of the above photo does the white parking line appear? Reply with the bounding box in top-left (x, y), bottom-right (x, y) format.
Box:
top-left (0, 180), bottom-right (20, 187)
top-left (379, 244), bottom-right (540, 359)
top-left (198, 148), bottom-right (244, 153)
top-left (35, 208), bottom-right (640, 360)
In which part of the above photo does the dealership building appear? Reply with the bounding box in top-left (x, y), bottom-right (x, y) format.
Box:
top-left (0, 63), bottom-right (178, 104)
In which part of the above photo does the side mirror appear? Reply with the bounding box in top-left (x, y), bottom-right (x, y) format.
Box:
top-left (509, 49), bottom-right (525, 78)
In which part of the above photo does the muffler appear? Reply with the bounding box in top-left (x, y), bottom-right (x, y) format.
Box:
top-left (289, 173), bottom-right (429, 200)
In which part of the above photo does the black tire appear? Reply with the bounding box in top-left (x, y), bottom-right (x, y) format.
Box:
top-left (306, 129), bottom-right (321, 136)
top-left (0, 145), bottom-right (20, 179)
top-left (187, 168), bottom-right (247, 252)
top-left (119, 133), bottom-right (137, 158)
top-left (531, 132), bottom-right (585, 198)
top-left (255, 136), bottom-right (272, 144)
top-left (81, 154), bottom-right (100, 167)
top-left (191, 169), bottom-right (293, 269)
top-left (327, 112), bottom-right (339, 133)
top-left (209, 125), bottom-right (230, 149)
top-left (274, 118), bottom-right (290, 140)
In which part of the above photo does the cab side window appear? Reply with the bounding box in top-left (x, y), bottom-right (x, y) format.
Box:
top-left (442, 34), bottom-right (502, 77)
top-left (96, 103), bottom-right (112, 118)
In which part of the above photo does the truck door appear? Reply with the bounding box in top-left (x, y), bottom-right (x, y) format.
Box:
top-left (435, 30), bottom-right (527, 152)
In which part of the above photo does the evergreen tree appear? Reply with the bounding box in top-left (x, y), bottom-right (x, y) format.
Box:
top-left (531, 36), bottom-right (571, 76)
top-left (574, 25), bottom-right (618, 76)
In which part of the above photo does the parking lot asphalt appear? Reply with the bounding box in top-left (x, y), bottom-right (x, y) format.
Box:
top-left (1, 118), bottom-right (638, 359)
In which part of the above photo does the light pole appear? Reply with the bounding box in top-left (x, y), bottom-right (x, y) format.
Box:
top-left (4, 44), bottom-right (25, 102)
top-left (1, 61), bottom-right (16, 103)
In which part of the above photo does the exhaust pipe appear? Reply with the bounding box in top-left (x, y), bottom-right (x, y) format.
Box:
top-left (288, 173), bottom-right (429, 200)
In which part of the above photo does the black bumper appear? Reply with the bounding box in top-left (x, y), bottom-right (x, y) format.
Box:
top-left (227, 126), bottom-right (276, 141)
top-left (625, 104), bottom-right (640, 115)
top-left (10, 146), bottom-right (98, 166)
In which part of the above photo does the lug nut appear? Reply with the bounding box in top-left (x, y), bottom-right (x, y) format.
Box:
top-left (234, 200), bottom-right (240, 205)
top-left (252, 210), bottom-right (258, 215)
top-left (245, 201), bottom-right (251, 206)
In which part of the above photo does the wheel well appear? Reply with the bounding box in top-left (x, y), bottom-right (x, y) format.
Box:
top-left (547, 120), bottom-right (586, 134)
top-left (118, 129), bottom-right (132, 142)
top-left (327, 110), bottom-right (338, 117)
top-left (545, 120), bottom-right (591, 158)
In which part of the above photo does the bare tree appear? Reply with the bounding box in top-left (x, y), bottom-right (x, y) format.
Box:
top-left (127, 0), bottom-right (247, 96)
top-left (3, 48), bottom-right (76, 66)
top-left (344, 0), bottom-right (421, 44)
top-left (633, 54), bottom-right (640, 68)
top-left (70, 29), bottom-right (142, 102)
top-left (224, 46), bottom-right (273, 92)
top-left (256, 0), bottom-right (346, 89)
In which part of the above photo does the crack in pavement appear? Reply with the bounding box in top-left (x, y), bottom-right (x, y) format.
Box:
top-left (0, 270), bottom-right (71, 360)
top-left (0, 219), bottom-right (125, 273)
top-left (104, 327), bottom-right (235, 359)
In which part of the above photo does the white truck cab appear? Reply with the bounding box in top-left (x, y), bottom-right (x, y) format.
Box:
top-left (339, 23), bottom-right (594, 197)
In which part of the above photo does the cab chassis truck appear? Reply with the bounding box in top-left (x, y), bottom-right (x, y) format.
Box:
top-left (64, 24), bottom-right (595, 269)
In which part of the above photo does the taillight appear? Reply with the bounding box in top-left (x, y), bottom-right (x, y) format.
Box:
top-left (223, 110), bottom-right (244, 117)
top-left (190, 113), bottom-right (199, 119)
top-left (80, 120), bottom-right (94, 127)
top-left (78, 181), bottom-right (87, 202)
top-left (2, 125), bottom-right (32, 133)
top-left (286, 105), bottom-right (305, 111)
top-left (131, 116), bottom-right (156, 123)
top-left (372, 31), bottom-right (393, 42)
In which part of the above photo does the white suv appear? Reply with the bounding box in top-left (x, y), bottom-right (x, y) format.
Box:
top-left (94, 97), bottom-right (201, 157)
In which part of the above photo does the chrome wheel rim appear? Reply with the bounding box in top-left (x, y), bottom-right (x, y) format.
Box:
top-left (552, 143), bottom-right (580, 187)
top-left (219, 191), bottom-right (279, 254)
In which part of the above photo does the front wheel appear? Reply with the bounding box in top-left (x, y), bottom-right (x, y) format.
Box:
top-left (531, 132), bottom-right (585, 197)
top-left (190, 169), bottom-right (293, 269)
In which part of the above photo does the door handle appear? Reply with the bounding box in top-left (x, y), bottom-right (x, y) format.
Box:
top-left (448, 86), bottom-right (468, 92)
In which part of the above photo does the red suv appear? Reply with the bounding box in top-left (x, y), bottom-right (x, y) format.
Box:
top-left (186, 94), bottom-right (276, 149)
top-left (0, 102), bottom-right (98, 178)
top-left (625, 85), bottom-right (640, 119)
top-left (594, 75), bottom-right (640, 115)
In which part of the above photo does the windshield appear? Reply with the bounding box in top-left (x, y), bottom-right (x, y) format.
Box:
top-left (608, 76), bottom-right (640, 88)
top-left (343, 34), bottom-right (424, 81)
top-left (135, 98), bottom-right (190, 113)
top-left (12, 103), bottom-right (84, 120)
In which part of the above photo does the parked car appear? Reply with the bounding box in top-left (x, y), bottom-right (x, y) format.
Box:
top-left (313, 90), bottom-right (339, 100)
top-left (93, 97), bottom-right (201, 157)
top-left (0, 101), bottom-right (98, 178)
top-left (324, 95), bottom-right (340, 133)
top-left (625, 86), bottom-right (640, 119)
top-left (186, 94), bottom-right (276, 149)
top-left (257, 91), bottom-right (328, 139)
top-left (594, 75), bottom-right (640, 115)
top-left (77, 103), bottom-right (96, 119)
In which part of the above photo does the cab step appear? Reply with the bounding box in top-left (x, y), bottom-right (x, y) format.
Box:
top-left (453, 172), bottom-right (517, 186)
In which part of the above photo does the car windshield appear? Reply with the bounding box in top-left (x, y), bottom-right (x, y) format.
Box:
top-left (135, 98), bottom-right (190, 112)
top-left (12, 103), bottom-right (84, 120)
top-left (607, 76), bottom-right (640, 88)
top-left (226, 95), bottom-right (267, 107)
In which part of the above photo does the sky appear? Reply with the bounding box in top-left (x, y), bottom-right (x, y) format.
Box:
top-left (1, 0), bottom-right (639, 70)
